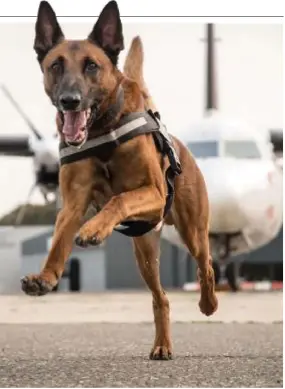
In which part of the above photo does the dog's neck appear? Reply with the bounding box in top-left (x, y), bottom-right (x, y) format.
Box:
top-left (88, 75), bottom-right (145, 139)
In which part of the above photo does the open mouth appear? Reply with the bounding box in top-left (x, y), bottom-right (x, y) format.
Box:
top-left (60, 107), bottom-right (96, 147)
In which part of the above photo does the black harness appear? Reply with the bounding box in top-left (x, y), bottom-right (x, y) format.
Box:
top-left (59, 104), bottom-right (182, 237)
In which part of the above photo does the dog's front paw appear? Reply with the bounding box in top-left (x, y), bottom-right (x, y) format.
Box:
top-left (74, 233), bottom-right (101, 247)
top-left (21, 274), bottom-right (55, 296)
top-left (75, 220), bottom-right (113, 247)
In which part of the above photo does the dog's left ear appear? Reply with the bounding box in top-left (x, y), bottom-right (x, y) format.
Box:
top-left (34, 1), bottom-right (64, 63)
top-left (88, 0), bottom-right (124, 65)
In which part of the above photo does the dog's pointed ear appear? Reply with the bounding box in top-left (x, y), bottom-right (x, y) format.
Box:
top-left (34, 1), bottom-right (64, 63)
top-left (88, 1), bottom-right (124, 65)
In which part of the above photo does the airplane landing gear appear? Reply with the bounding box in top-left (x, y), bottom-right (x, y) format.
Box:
top-left (212, 260), bottom-right (240, 292)
top-left (211, 234), bottom-right (241, 292)
top-left (225, 262), bottom-right (240, 292)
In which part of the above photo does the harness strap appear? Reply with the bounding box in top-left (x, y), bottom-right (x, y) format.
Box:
top-left (59, 111), bottom-right (159, 165)
top-left (113, 110), bottom-right (182, 237)
top-left (59, 106), bottom-right (182, 237)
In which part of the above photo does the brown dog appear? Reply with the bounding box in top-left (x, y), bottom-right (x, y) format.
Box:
top-left (21, 0), bottom-right (218, 360)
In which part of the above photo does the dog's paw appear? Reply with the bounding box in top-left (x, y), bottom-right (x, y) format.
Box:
top-left (74, 233), bottom-right (101, 247)
top-left (75, 220), bottom-right (113, 248)
top-left (150, 346), bottom-right (173, 361)
top-left (21, 274), bottom-right (54, 296)
top-left (199, 294), bottom-right (218, 316)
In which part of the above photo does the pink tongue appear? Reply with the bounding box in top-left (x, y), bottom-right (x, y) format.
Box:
top-left (62, 111), bottom-right (87, 140)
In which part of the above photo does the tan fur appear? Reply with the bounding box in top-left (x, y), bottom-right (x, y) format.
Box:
top-left (123, 36), bottom-right (157, 112)
top-left (125, 37), bottom-right (218, 358)
top-left (21, 5), bottom-right (218, 361)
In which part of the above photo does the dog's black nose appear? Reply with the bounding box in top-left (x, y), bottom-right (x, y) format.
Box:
top-left (59, 92), bottom-right (81, 111)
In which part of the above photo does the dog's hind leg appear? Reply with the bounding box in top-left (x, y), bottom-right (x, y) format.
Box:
top-left (172, 190), bottom-right (218, 316)
top-left (133, 231), bottom-right (172, 360)
top-left (170, 144), bottom-right (218, 316)
top-left (176, 219), bottom-right (218, 316)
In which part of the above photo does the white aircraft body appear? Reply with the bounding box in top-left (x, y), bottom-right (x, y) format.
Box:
top-left (163, 23), bottom-right (283, 290)
top-left (163, 111), bottom-right (283, 260)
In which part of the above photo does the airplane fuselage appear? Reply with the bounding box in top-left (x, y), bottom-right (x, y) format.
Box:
top-left (201, 157), bottom-right (282, 256)
top-left (163, 114), bottom-right (283, 258)
top-left (163, 156), bottom-right (282, 257)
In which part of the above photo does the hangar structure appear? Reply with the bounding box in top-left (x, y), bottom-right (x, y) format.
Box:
top-left (0, 224), bottom-right (282, 294)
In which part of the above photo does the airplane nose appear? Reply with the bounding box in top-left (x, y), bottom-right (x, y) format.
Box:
top-left (59, 92), bottom-right (81, 111)
top-left (206, 176), bottom-right (249, 234)
top-left (209, 185), bottom-right (248, 233)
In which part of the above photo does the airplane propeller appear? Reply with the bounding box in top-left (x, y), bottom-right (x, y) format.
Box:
top-left (0, 84), bottom-right (58, 225)
top-left (0, 84), bottom-right (43, 141)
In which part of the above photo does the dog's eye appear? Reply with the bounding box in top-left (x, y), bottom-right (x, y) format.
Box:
top-left (50, 61), bottom-right (62, 73)
top-left (85, 60), bottom-right (98, 73)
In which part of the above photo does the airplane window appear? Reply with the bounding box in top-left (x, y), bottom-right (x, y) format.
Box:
top-left (187, 141), bottom-right (218, 158)
top-left (224, 140), bottom-right (261, 159)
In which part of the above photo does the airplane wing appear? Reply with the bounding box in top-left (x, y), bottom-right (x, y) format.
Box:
top-left (0, 135), bottom-right (34, 157)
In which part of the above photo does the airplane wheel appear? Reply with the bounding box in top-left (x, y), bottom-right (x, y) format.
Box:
top-left (212, 261), bottom-right (221, 285)
top-left (225, 262), bottom-right (240, 292)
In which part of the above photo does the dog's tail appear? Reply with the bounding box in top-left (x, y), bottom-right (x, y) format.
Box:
top-left (123, 36), bottom-right (157, 112)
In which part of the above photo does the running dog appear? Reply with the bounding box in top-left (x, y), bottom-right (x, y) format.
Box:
top-left (21, 0), bottom-right (218, 360)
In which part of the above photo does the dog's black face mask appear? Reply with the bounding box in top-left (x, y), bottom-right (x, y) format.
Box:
top-left (34, 0), bottom-right (124, 146)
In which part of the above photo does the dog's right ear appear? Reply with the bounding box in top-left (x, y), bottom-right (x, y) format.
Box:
top-left (88, 1), bottom-right (124, 66)
top-left (34, 1), bottom-right (64, 63)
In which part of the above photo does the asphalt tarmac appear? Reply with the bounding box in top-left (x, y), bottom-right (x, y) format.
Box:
top-left (0, 292), bottom-right (282, 387)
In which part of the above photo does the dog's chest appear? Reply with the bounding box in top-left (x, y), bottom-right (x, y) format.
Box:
top-left (90, 157), bottom-right (124, 210)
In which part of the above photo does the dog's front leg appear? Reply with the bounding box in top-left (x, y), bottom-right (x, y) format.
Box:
top-left (75, 186), bottom-right (165, 247)
top-left (21, 161), bottom-right (93, 296)
top-left (21, 207), bottom-right (87, 296)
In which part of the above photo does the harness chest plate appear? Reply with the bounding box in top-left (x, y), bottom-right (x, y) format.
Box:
top-left (59, 110), bottom-right (182, 237)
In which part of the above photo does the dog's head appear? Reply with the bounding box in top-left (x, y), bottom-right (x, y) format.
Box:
top-left (34, 0), bottom-right (124, 146)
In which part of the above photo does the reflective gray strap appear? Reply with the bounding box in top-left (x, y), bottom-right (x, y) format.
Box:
top-left (60, 116), bottom-right (148, 159)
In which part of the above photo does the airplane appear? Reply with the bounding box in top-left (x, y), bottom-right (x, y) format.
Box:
top-left (0, 84), bottom-right (59, 224)
top-left (162, 24), bottom-right (283, 291)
